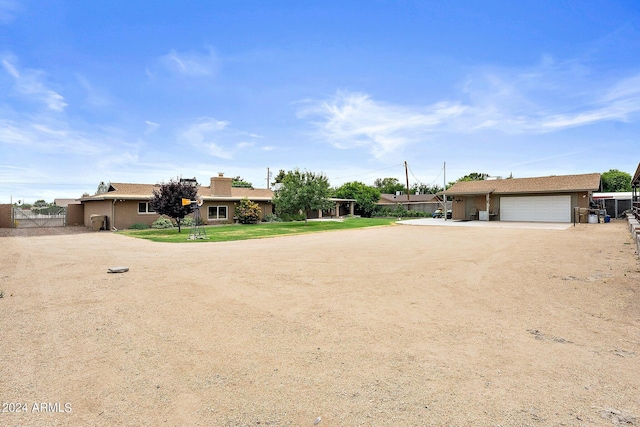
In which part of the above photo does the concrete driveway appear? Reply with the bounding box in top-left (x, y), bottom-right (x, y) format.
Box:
top-left (398, 217), bottom-right (574, 230)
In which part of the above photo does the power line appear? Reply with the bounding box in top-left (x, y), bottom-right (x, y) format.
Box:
top-left (332, 163), bottom-right (405, 181)
top-left (407, 163), bottom-right (445, 189)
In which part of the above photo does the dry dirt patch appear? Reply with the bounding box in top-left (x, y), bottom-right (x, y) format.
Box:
top-left (1, 221), bottom-right (639, 426)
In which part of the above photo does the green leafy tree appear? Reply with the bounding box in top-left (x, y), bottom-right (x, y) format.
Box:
top-left (32, 199), bottom-right (48, 213)
top-left (601, 169), bottom-right (631, 192)
top-left (447, 172), bottom-right (490, 188)
top-left (272, 169), bottom-right (333, 223)
top-left (232, 176), bottom-right (253, 188)
top-left (334, 181), bottom-right (381, 217)
top-left (149, 177), bottom-right (199, 233)
top-left (411, 183), bottom-right (444, 195)
top-left (458, 172), bottom-right (489, 182)
top-left (271, 169), bottom-right (286, 186)
top-left (373, 177), bottom-right (406, 194)
top-left (235, 198), bottom-right (262, 224)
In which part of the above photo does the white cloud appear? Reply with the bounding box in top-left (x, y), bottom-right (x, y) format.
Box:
top-left (157, 47), bottom-right (219, 78)
top-left (298, 91), bottom-right (466, 159)
top-left (299, 62), bottom-right (640, 159)
top-left (178, 118), bottom-right (266, 159)
top-left (2, 56), bottom-right (67, 112)
top-left (179, 118), bottom-right (233, 159)
top-left (144, 120), bottom-right (160, 135)
top-left (76, 74), bottom-right (111, 107)
top-left (0, 118), bottom-right (109, 154)
top-left (96, 152), bottom-right (140, 170)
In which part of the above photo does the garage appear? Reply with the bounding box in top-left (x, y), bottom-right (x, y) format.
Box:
top-left (500, 195), bottom-right (571, 222)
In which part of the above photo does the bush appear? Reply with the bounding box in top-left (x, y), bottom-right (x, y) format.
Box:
top-left (181, 216), bottom-right (194, 227)
top-left (129, 223), bottom-right (149, 230)
top-left (152, 217), bottom-right (174, 229)
top-left (279, 212), bottom-right (307, 222)
top-left (372, 205), bottom-right (432, 219)
top-left (262, 213), bottom-right (281, 223)
top-left (235, 198), bottom-right (262, 224)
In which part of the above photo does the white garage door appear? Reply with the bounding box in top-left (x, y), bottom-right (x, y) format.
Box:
top-left (500, 195), bottom-right (571, 222)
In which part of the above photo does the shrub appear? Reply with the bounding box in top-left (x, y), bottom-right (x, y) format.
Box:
top-left (262, 213), bottom-right (281, 223)
top-left (235, 198), bottom-right (261, 224)
top-left (181, 216), bottom-right (195, 227)
top-left (279, 212), bottom-right (307, 222)
top-left (152, 217), bottom-right (174, 229)
top-left (372, 205), bottom-right (432, 219)
top-left (129, 223), bottom-right (149, 230)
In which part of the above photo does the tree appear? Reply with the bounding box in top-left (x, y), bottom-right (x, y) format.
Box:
top-left (457, 172), bottom-right (489, 182)
top-left (271, 169), bottom-right (286, 186)
top-left (334, 181), bottom-right (381, 217)
top-left (232, 176), bottom-right (253, 188)
top-left (601, 169), bottom-right (631, 192)
top-left (272, 169), bottom-right (333, 223)
top-left (411, 183), bottom-right (444, 195)
top-left (373, 177), bottom-right (406, 194)
top-left (32, 199), bottom-right (48, 212)
top-left (447, 172), bottom-right (490, 188)
top-left (235, 198), bottom-right (261, 224)
top-left (149, 177), bottom-right (199, 233)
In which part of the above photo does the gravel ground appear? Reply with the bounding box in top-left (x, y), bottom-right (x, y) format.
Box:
top-left (0, 225), bottom-right (91, 238)
top-left (0, 221), bottom-right (639, 426)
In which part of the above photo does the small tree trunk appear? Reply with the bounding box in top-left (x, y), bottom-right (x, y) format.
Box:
top-left (177, 218), bottom-right (182, 233)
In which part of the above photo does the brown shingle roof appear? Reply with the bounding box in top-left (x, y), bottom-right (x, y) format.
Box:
top-left (445, 173), bottom-right (601, 195)
top-left (82, 182), bottom-right (274, 201)
top-left (378, 193), bottom-right (440, 203)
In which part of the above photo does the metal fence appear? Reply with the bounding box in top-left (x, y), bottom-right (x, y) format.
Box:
top-left (603, 198), bottom-right (632, 219)
top-left (12, 207), bottom-right (67, 228)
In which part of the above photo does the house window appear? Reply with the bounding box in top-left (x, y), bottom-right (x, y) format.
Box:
top-left (208, 206), bottom-right (228, 220)
top-left (138, 202), bottom-right (155, 214)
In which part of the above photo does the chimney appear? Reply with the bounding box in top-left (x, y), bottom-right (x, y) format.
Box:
top-left (210, 172), bottom-right (232, 196)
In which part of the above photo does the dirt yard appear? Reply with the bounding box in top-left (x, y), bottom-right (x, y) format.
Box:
top-left (1, 221), bottom-right (639, 426)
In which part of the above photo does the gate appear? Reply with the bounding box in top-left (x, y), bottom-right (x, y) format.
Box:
top-left (12, 207), bottom-right (67, 228)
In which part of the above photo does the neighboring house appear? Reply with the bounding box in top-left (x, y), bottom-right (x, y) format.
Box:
top-left (444, 173), bottom-right (601, 223)
top-left (377, 193), bottom-right (444, 214)
top-left (80, 173), bottom-right (274, 230)
top-left (53, 198), bottom-right (81, 207)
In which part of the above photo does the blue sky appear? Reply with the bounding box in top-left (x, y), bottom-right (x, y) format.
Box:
top-left (1, 0), bottom-right (639, 202)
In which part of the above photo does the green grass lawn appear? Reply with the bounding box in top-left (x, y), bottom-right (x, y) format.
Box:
top-left (119, 217), bottom-right (397, 243)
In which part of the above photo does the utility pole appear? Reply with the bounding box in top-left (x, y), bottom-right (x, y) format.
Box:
top-left (404, 161), bottom-right (411, 202)
top-left (266, 167), bottom-right (270, 188)
top-left (443, 161), bottom-right (447, 221)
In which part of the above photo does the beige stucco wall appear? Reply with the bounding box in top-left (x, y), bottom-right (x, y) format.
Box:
top-left (83, 200), bottom-right (113, 229)
top-left (0, 204), bottom-right (13, 228)
top-left (66, 204), bottom-right (85, 226)
top-left (117, 201), bottom-right (159, 229)
top-left (82, 199), bottom-right (274, 230)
